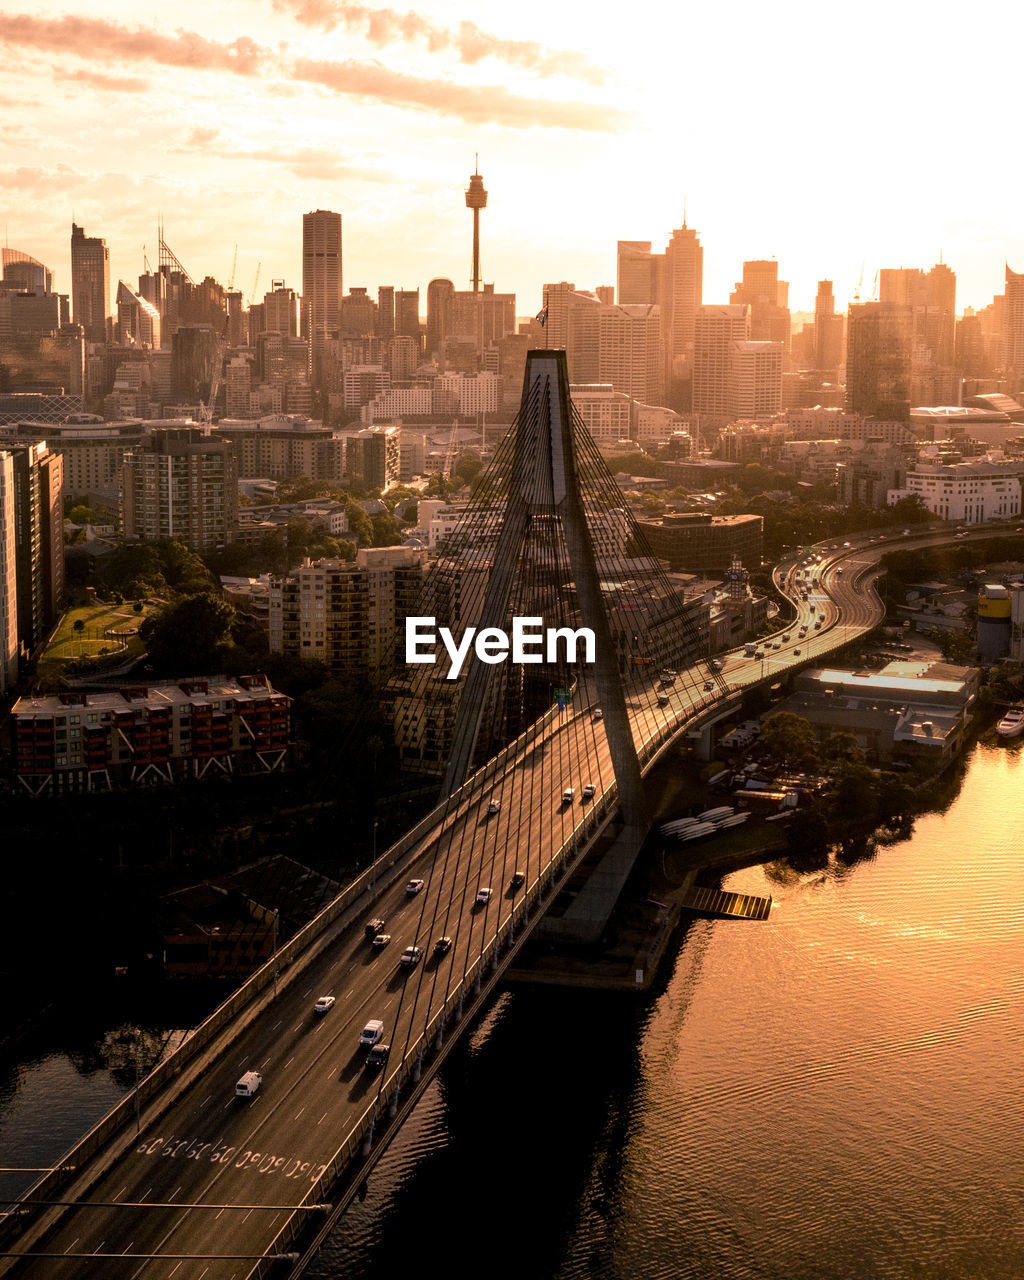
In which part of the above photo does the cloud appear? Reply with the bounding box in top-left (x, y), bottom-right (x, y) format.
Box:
top-left (63, 69), bottom-right (150, 93)
top-left (271, 1), bottom-right (610, 85)
top-left (1, 14), bottom-right (265, 75)
top-left (0, 163), bottom-right (94, 193)
top-left (171, 129), bottom-right (391, 183)
top-left (292, 58), bottom-right (627, 130)
top-left (0, 12), bottom-right (626, 131)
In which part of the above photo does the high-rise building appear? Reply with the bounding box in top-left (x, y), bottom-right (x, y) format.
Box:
top-left (1003, 264), bottom-right (1024, 395)
top-left (659, 222), bottom-right (704, 392)
top-left (264, 283), bottom-right (300, 338)
top-left (0, 439), bottom-right (63, 663)
top-left (617, 242), bottom-right (655, 305)
top-left (121, 428), bottom-right (238, 553)
top-left (448, 283), bottom-right (516, 354)
top-left (70, 222), bottom-right (110, 342)
top-left (879, 263), bottom-right (957, 402)
top-left (813, 280), bottom-right (844, 374)
top-left (2, 248), bottom-right (53, 294)
top-left (730, 260), bottom-right (791, 351)
top-left (465, 163), bottom-right (487, 293)
top-left (693, 305), bottom-right (749, 417)
top-left (846, 302), bottom-right (913, 421)
top-left (729, 341), bottom-right (783, 417)
top-left (301, 210), bottom-right (342, 353)
top-left (597, 304), bottom-right (664, 404)
top-left (116, 281), bottom-right (161, 348)
top-left (0, 449), bottom-right (18, 693)
top-left (426, 278), bottom-right (455, 358)
top-left (395, 290), bottom-right (421, 344)
top-left (171, 325), bottom-right (220, 405)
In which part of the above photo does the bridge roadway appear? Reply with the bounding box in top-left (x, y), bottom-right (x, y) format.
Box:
top-left (12, 522), bottom-right (1002, 1277)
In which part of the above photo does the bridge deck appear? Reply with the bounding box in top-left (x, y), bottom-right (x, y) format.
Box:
top-left (679, 885), bottom-right (772, 920)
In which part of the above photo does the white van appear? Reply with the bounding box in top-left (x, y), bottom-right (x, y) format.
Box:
top-left (359, 1019), bottom-right (385, 1047)
top-left (235, 1071), bottom-right (262, 1099)
top-left (561, 787), bottom-right (575, 804)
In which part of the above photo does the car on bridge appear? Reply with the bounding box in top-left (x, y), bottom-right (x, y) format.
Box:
top-left (366, 1043), bottom-right (389, 1070)
top-left (704, 681), bottom-right (714, 690)
top-left (405, 878), bottom-right (425, 895)
top-left (592, 708), bottom-right (604, 720)
top-left (371, 932), bottom-right (392, 950)
top-left (433, 935), bottom-right (452, 955)
top-left (475, 887), bottom-right (493, 906)
top-left (487, 799), bottom-right (501, 815)
top-left (562, 787), bottom-right (576, 803)
top-left (235, 1070), bottom-right (262, 1099)
top-left (399, 945), bottom-right (424, 968)
top-left (582, 783), bottom-right (596, 799)
top-left (359, 1019), bottom-right (385, 1047)
top-left (313, 995), bottom-right (336, 1015)
top-left (509, 870), bottom-right (526, 891)
top-left (365, 917), bottom-right (385, 941)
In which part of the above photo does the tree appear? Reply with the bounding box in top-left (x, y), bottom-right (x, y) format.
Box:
top-left (344, 500), bottom-right (374, 545)
top-left (140, 593), bottom-right (236, 674)
top-left (453, 452), bottom-right (482, 486)
top-left (73, 618), bottom-right (85, 654)
top-left (371, 512), bottom-right (403, 546)
top-left (934, 628), bottom-right (975, 665)
top-left (784, 808), bottom-right (831, 863)
top-left (760, 711), bottom-right (817, 770)
top-left (821, 731), bottom-right (864, 772)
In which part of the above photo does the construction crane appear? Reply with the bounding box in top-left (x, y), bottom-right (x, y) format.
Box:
top-left (250, 262), bottom-right (261, 307)
top-left (228, 244), bottom-right (238, 292)
top-left (852, 261), bottom-right (865, 303)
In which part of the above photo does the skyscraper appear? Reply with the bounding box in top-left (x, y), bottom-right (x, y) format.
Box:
top-left (658, 222), bottom-right (703, 401)
top-left (0, 450), bottom-right (17, 693)
top-left (70, 222), bottom-right (110, 342)
top-left (0, 439), bottom-right (64, 663)
top-left (617, 241), bottom-right (655, 305)
top-left (301, 210), bottom-right (343, 349)
top-left (846, 302), bottom-right (913, 421)
top-left (465, 162), bottom-right (487, 293)
top-left (814, 280), bottom-right (844, 374)
top-left (730, 260), bottom-right (791, 350)
top-left (121, 429), bottom-right (237, 554)
top-left (426, 278), bottom-right (455, 358)
top-left (693, 304), bottom-right (749, 417)
top-left (1001, 265), bottom-right (1024, 394)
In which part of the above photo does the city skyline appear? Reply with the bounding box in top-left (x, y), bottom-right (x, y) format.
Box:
top-left (1, 0), bottom-right (1022, 314)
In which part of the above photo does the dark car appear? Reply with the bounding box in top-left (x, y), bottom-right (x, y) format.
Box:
top-left (433, 936), bottom-right (452, 956)
top-left (509, 870), bottom-right (526, 891)
top-left (365, 1043), bottom-right (389, 1070)
top-left (364, 917), bottom-right (385, 941)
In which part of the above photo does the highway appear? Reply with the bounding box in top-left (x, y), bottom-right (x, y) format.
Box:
top-left (12, 519), bottom-right (1003, 1277)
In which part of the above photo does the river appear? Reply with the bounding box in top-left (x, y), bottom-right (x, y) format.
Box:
top-left (2, 740), bottom-right (1023, 1277)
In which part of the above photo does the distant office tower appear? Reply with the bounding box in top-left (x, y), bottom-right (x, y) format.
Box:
top-left (343, 425), bottom-right (400, 490)
top-left (340, 287), bottom-right (378, 338)
top-left (879, 263), bottom-right (957, 401)
top-left (225, 355), bottom-right (253, 418)
top-left (427, 278), bottom-right (455, 357)
top-left (0, 450), bottom-right (17, 692)
top-left (597, 304), bottom-right (664, 403)
top-left (116, 281), bottom-right (161, 348)
top-left (659, 222), bottom-right (704, 388)
top-left (264, 282), bottom-right (300, 338)
top-left (301, 210), bottom-right (342, 349)
top-left (693, 305), bottom-right (750, 416)
top-left (2, 248), bottom-right (53, 294)
top-left (448, 283), bottom-right (516, 353)
top-left (377, 286), bottom-right (395, 338)
top-left (617, 242), bottom-right (655, 305)
top-left (730, 260), bottom-right (791, 350)
top-left (70, 222), bottom-right (110, 342)
top-left (0, 439), bottom-right (64, 663)
top-left (814, 280), bottom-right (844, 374)
top-left (729, 341), bottom-right (783, 416)
top-left (1002, 265), bottom-right (1024, 394)
top-left (846, 302), bottom-right (913, 421)
top-left (121, 428), bottom-right (238, 553)
top-left (395, 289), bottom-right (421, 344)
top-left (465, 162), bottom-right (487, 292)
top-left (171, 325), bottom-right (220, 404)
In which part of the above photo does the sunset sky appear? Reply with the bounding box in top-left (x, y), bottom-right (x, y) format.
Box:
top-left (2, 0), bottom-right (1021, 317)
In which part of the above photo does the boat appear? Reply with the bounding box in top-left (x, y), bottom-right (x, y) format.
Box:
top-left (996, 706), bottom-right (1024, 738)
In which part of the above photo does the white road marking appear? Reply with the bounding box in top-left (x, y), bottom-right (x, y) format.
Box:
top-left (63, 1236), bottom-right (79, 1254)
top-left (318, 1112), bottom-right (328, 1125)
top-left (113, 1187), bottom-right (127, 1202)
top-left (272, 1020), bottom-right (282, 1030)
top-left (223, 1101), bottom-right (233, 1110)
top-left (261, 1056), bottom-right (271, 1066)
top-left (121, 1239), bottom-right (134, 1254)
top-left (199, 1094), bottom-right (212, 1109)
top-left (169, 1185), bottom-right (181, 1201)
top-left (139, 1187), bottom-right (151, 1202)
top-left (284, 1056), bottom-right (294, 1068)
top-left (294, 1107), bottom-right (305, 1120)
top-left (215, 1208), bottom-right (225, 1220)
top-left (169, 1263), bottom-right (183, 1277)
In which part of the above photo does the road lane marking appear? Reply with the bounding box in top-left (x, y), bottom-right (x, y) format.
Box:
top-left (63, 1237), bottom-right (79, 1254)
top-left (223, 1101), bottom-right (233, 1109)
top-left (318, 1112), bottom-right (328, 1125)
top-left (272, 1020), bottom-right (282, 1030)
top-left (284, 1056), bottom-right (294, 1068)
top-left (199, 1094), bottom-right (212, 1109)
top-left (122, 1239), bottom-right (134, 1254)
top-left (169, 1185), bottom-right (181, 1201)
top-left (261, 1056), bottom-right (271, 1066)
top-left (169, 1264), bottom-right (182, 1277)
top-left (294, 1107), bottom-right (305, 1120)
top-left (113, 1187), bottom-right (126, 1202)
top-left (139, 1187), bottom-right (151, 1202)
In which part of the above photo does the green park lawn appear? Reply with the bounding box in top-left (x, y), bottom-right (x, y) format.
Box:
top-left (44, 602), bottom-right (157, 663)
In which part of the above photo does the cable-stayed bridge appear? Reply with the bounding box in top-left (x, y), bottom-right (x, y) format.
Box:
top-left (3, 352), bottom-right (904, 1278)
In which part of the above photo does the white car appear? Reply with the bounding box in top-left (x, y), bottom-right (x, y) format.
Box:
top-left (399, 945), bottom-right (423, 968)
top-left (475, 887), bottom-right (493, 906)
top-left (359, 1019), bottom-right (384, 1047)
top-left (405, 878), bottom-right (425, 896)
top-left (582, 783), bottom-right (596, 799)
top-left (313, 995), bottom-right (335, 1015)
top-left (486, 800), bottom-right (501, 815)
